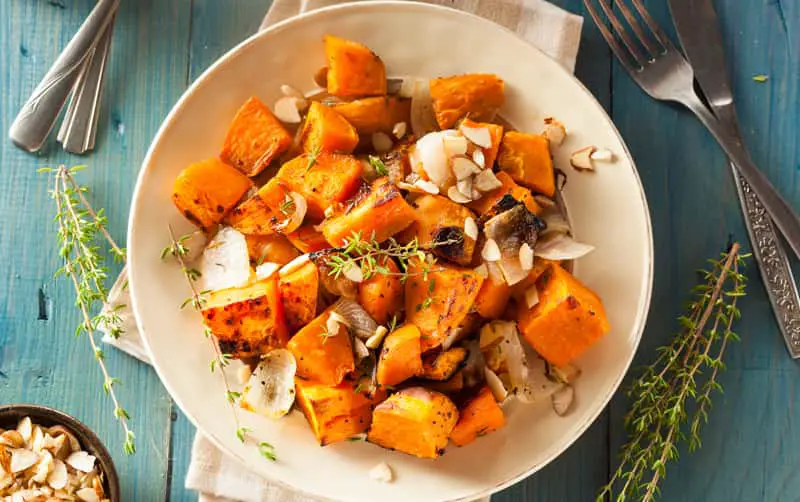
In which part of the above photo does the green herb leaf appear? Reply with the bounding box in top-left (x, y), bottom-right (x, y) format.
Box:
top-left (258, 441), bottom-right (278, 461)
top-left (752, 74), bottom-right (769, 83)
top-left (368, 155), bottom-right (389, 176)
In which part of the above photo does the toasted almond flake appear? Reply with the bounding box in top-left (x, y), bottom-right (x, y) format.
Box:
top-left (31, 451), bottom-right (53, 484)
top-left (0, 472), bottom-right (12, 490)
top-left (273, 96), bottom-right (303, 124)
top-left (280, 84), bottom-right (304, 100)
top-left (237, 364), bottom-right (252, 385)
top-left (482, 239), bottom-right (501, 261)
top-left (372, 132), bottom-right (394, 153)
top-left (590, 148), bottom-right (615, 162)
top-left (328, 311), bottom-right (351, 328)
top-left (76, 487), bottom-right (100, 502)
top-left (1, 431), bottom-right (24, 449)
top-left (552, 385), bottom-right (575, 416)
top-left (369, 462), bottom-right (394, 483)
top-left (66, 451), bottom-right (95, 473)
top-left (17, 418), bottom-right (32, 443)
top-left (42, 434), bottom-right (65, 457)
top-left (366, 325), bottom-right (389, 349)
top-left (570, 146), bottom-right (596, 171)
top-left (525, 285), bottom-right (540, 309)
top-left (447, 185), bottom-right (472, 204)
top-left (474, 169), bottom-right (503, 192)
top-left (519, 243), bottom-right (534, 271)
top-left (48, 426), bottom-right (81, 454)
top-left (451, 156), bottom-right (481, 180)
top-left (457, 176), bottom-right (475, 198)
top-left (279, 254), bottom-right (310, 277)
top-left (472, 149), bottom-right (486, 168)
top-left (473, 263), bottom-right (489, 278)
top-left (353, 337), bottom-right (370, 360)
top-left (542, 118), bottom-right (567, 148)
top-left (397, 181), bottom-right (417, 192)
top-left (413, 179), bottom-right (439, 195)
top-left (533, 195), bottom-right (556, 208)
top-left (442, 134), bottom-right (468, 156)
top-left (459, 125), bottom-right (492, 148)
top-left (342, 263), bottom-right (364, 283)
top-left (47, 459), bottom-right (68, 490)
top-left (392, 121), bottom-right (407, 139)
top-left (463, 217), bottom-right (478, 240)
top-left (10, 449), bottom-right (38, 473)
top-left (484, 367), bottom-right (509, 402)
top-left (30, 426), bottom-right (45, 452)
top-left (486, 261), bottom-right (506, 285)
top-left (255, 262), bottom-right (280, 281)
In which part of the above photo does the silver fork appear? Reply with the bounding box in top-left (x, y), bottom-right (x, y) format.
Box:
top-left (582, 0), bottom-right (800, 261)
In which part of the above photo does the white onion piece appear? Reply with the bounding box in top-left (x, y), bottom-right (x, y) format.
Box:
top-left (279, 253), bottom-right (310, 277)
top-left (516, 345), bottom-right (565, 404)
top-left (280, 84), bottom-right (305, 100)
top-left (479, 321), bottom-right (506, 350)
top-left (366, 325), bottom-right (389, 349)
top-left (241, 349), bottom-right (297, 419)
top-left (552, 385), bottom-right (575, 416)
top-left (484, 367), bottom-right (509, 402)
top-left (255, 262), bottom-right (280, 280)
top-left (535, 233), bottom-right (595, 261)
top-left (411, 131), bottom-right (455, 187)
top-left (525, 285), bottom-right (540, 309)
top-left (342, 262), bottom-right (364, 283)
top-left (459, 125), bottom-right (492, 148)
top-left (409, 79), bottom-right (439, 137)
top-left (199, 226), bottom-right (252, 292)
top-left (331, 298), bottom-right (378, 339)
top-left (397, 78), bottom-right (416, 98)
top-left (392, 121), bottom-right (407, 139)
top-left (540, 207), bottom-right (572, 236)
top-left (273, 192), bottom-right (307, 234)
top-left (461, 340), bottom-right (487, 388)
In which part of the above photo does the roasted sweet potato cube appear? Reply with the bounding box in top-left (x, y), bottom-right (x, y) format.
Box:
top-left (421, 347), bottom-right (468, 381)
top-left (368, 387), bottom-right (459, 459)
top-left (324, 35), bottom-right (386, 97)
top-left (220, 96), bottom-right (293, 177)
top-left (287, 307), bottom-right (355, 385)
top-left (400, 194), bottom-right (477, 266)
top-left (225, 178), bottom-right (295, 236)
top-left (286, 224), bottom-right (330, 253)
top-left (376, 324), bottom-right (423, 386)
top-left (510, 257), bottom-right (560, 302)
top-left (405, 261), bottom-right (484, 351)
top-left (429, 74), bottom-right (505, 129)
top-left (276, 153), bottom-right (363, 220)
top-left (357, 256), bottom-right (403, 325)
top-left (301, 102), bottom-right (359, 154)
top-left (172, 157), bottom-right (253, 230)
top-left (201, 277), bottom-right (288, 359)
top-left (474, 276), bottom-right (512, 319)
top-left (279, 261), bottom-right (319, 332)
top-left (295, 380), bottom-right (375, 446)
top-left (460, 118), bottom-right (503, 169)
top-left (517, 264), bottom-right (610, 366)
top-left (333, 97), bottom-right (411, 136)
top-left (468, 171), bottom-right (542, 216)
top-left (320, 178), bottom-right (416, 247)
top-left (497, 132), bottom-right (555, 197)
top-left (450, 386), bottom-right (505, 446)
top-left (246, 234), bottom-right (301, 266)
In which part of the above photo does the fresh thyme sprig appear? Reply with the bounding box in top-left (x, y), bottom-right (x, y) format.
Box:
top-left (44, 165), bottom-right (135, 455)
top-left (599, 243), bottom-right (748, 502)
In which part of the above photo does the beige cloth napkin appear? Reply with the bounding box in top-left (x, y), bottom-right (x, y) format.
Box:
top-left (101, 1), bottom-right (583, 500)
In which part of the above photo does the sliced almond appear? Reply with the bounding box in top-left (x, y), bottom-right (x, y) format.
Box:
top-left (447, 185), bottom-right (472, 204)
top-left (459, 124), bottom-right (492, 148)
top-left (570, 146), bottom-right (596, 171)
top-left (47, 458), bottom-right (68, 490)
top-left (279, 254), bottom-right (310, 277)
top-left (473, 263), bottom-right (488, 278)
top-left (548, 362), bottom-right (582, 384)
top-left (31, 450), bottom-right (53, 484)
top-left (326, 314), bottom-right (342, 336)
top-left (590, 148), bottom-right (615, 162)
top-left (328, 311), bottom-right (351, 328)
top-left (372, 132), bottom-right (394, 153)
top-left (342, 263), bottom-right (364, 283)
top-left (369, 461), bottom-right (394, 483)
top-left (484, 367), bottom-right (509, 402)
top-left (451, 156), bottom-right (481, 180)
top-left (76, 487), bottom-right (100, 502)
top-left (474, 169), bottom-right (503, 192)
top-left (280, 84), bottom-right (304, 100)
top-left (472, 149), bottom-right (486, 168)
top-left (552, 385), bottom-right (575, 416)
top-left (486, 261), bottom-right (506, 285)
top-left (48, 426), bottom-right (81, 454)
top-left (17, 418), bottom-right (32, 443)
top-left (542, 118), bottom-right (567, 148)
top-left (353, 337), bottom-right (370, 360)
top-left (463, 217), bottom-right (478, 240)
top-left (413, 179), bottom-right (439, 195)
top-left (273, 96), bottom-right (303, 124)
top-left (10, 449), bottom-right (38, 473)
top-left (0, 471), bottom-right (12, 491)
top-left (519, 243), bottom-right (534, 271)
top-left (392, 121), bottom-right (407, 139)
top-left (525, 285), bottom-right (540, 309)
top-left (456, 177), bottom-right (474, 198)
top-left (66, 451), bottom-right (95, 473)
top-left (366, 325), bottom-right (389, 349)
top-left (255, 262), bottom-right (280, 281)
top-left (0, 430), bottom-right (24, 449)
top-left (442, 134), bottom-right (468, 156)
top-left (41, 434), bottom-right (65, 457)
top-left (481, 239), bottom-right (501, 261)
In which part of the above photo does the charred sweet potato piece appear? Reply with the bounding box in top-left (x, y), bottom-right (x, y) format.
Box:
top-left (172, 157), bottom-right (253, 230)
top-left (301, 102), bottom-right (359, 154)
top-left (225, 178), bottom-right (298, 236)
top-left (474, 276), bottom-right (512, 319)
top-left (421, 347), bottom-right (468, 381)
top-left (287, 308), bottom-right (355, 385)
top-left (333, 97), bottom-right (411, 136)
top-left (405, 260), bottom-right (484, 351)
top-left (246, 234), bottom-right (301, 266)
top-left (429, 74), bottom-right (505, 129)
top-left (450, 386), bottom-right (505, 446)
top-left (279, 261), bottom-right (319, 332)
top-left (357, 256), bottom-right (403, 325)
top-left (460, 118), bottom-right (503, 169)
top-left (295, 380), bottom-right (375, 446)
top-left (497, 132), bottom-right (555, 197)
top-left (517, 264), bottom-right (610, 366)
top-left (201, 277), bottom-right (288, 359)
top-left (400, 194), bottom-right (477, 266)
top-left (368, 387), bottom-right (459, 459)
top-left (286, 224), bottom-right (330, 253)
top-left (220, 96), bottom-right (293, 177)
top-left (276, 153), bottom-right (363, 220)
top-left (324, 35), bottom-right (387, 97)
top-left (468, 171), bottom-right (542, 216)
top-left (320, 178), bottom-right (416, 247)
top-left (376, 323), bottom-right (423, 386)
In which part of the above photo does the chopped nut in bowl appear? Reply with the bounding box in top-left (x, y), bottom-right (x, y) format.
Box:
top-left (0, 405), bottom-right (119, 501)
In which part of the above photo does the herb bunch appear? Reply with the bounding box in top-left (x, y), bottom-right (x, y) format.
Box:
top-left (44, 165), bottom-right (135, 455)
top-left (599, 243), bottom-right (748, 502)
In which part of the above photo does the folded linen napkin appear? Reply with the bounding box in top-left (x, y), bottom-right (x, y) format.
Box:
top-left (101, 1), bottom-right (583, 500)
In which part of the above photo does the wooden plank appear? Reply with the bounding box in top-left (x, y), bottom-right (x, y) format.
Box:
top-left (607, 0), bottom-right (800, 500)
top-left (0, 1), bottom-right (191, 500)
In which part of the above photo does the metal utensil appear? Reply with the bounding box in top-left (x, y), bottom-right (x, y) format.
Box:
top-left (582, 0), bottom-right (800, 263)
top-left (8, 0), bottom-right (119, 153)
top-left (667, 0), bottom-right (800, 357)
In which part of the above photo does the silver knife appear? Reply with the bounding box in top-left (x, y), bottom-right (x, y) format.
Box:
top-left (668, 0), bottom-right (800, 358)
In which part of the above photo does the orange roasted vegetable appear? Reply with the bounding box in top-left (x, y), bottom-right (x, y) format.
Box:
top-left (510, 257), bottom-right (560, 302)
top-left (376, 323), bottom-right (423, 386)
top-left (320, 178), bottom-right (416, 247)
top-left (324, 35), bottom-right (387, 97)
top-left (286, 224), bottom-right (330, 253)
top-left (400, 194), bottom-right (477, 266)
top-left (201, 277), bottom-right (288, 359)
top-left (517, 264), bottom-right (610, 366)
top-left (467, 171), bottom-right (542, 216)
top-left (225, 177), bottom-right (300, 236)
top-left (405, 260), bottom-right (484, 351)
top-left (474, 277), bottom-right (512, 319)
top-left (449, 386), bottom-right (505, 446)
top-left (368, 387), bottom-right (459, 459)
top-left (357, 256), bottom-right (403, 325)
top-left (276, 153), bottom-right (363, 220)
top-left (333, 97), bottom-right (411, 136)
top-left (429, 74), bottom-right (505, 129)
top-left (246, 234), bottom-right (301, 266)
top-left (497, 132), bottom-right (555, 197)
top-left (421, 347), bottom-right (468, 381)
top-left (301, 102), bottom-right (359, 154)
top-left (295, 380), bottom-right (375, 446)
top-left (220, 96), bottom-right (293, 177)
top-left (425, 371), bottom-right (465, 394)
top-left (287, 307), bottom-right (355, 385)
top-left (279, 261), bottom-right (319, 332)
top-left (460, 118), bottom-right (503, 169)
top-left (172, 157), bottom-right (252, 230)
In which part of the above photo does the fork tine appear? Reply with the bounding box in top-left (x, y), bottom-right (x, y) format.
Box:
top-left (594, 0), bottom-right (648, 67)
top-left (583, 0), bottom-right (642, 75)
top-left (628, 0), bottom-right (678, 52)
top-left (615, 0), bottom-right (660, 58)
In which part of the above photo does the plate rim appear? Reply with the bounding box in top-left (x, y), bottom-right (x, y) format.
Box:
top-left (127, 2), bottom-right (654, 500)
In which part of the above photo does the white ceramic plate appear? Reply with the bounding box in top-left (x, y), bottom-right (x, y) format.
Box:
top-left (128, 3), bottom-right (653, 501)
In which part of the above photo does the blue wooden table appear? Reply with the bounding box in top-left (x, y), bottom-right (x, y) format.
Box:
top-left (1, 1), bottom-right (798, 500)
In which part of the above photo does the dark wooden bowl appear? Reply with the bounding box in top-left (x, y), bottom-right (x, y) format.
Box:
top-left (0, 404), bottom-right (120, 501)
